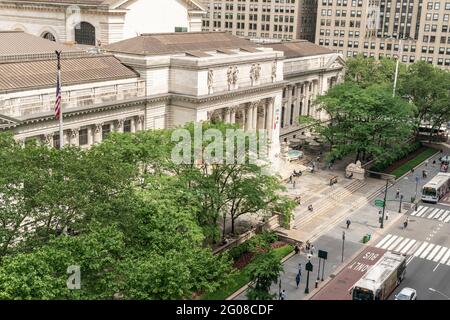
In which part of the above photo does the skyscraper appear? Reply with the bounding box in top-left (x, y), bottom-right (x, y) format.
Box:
top-left (315, 0), bottom-right (450, 68)
top-left (201, 0), bottom-right (318, 42)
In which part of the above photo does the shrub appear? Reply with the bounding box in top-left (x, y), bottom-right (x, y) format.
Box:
top-left (371, 141), bottom-right (422, 172)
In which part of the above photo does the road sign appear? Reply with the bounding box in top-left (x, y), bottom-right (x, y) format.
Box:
top-left (375, 199), bottom-right (385, 207)
top-left (318, 250), bottom-right (328, 260)
top-left (306, 261), bottom-right (313, 272)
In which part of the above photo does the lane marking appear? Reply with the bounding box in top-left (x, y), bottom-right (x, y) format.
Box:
top-left (387, 237), bottom-right (404, 251)
top-left (434, 209), bottom-right (444, 220)
top-left (414, 242), bottom-right (429, 257)
top-left (433, 247), bottom-right (448, 262)
top-left (381, 235), bottom-right (399, 250)
top-left (428, 208), bottom-right (440, 219)
top-left (395, 238), bottom-right (411, 253)
top-left (445, 214), bottom-right (450, 223)
top-left (375, 234), bottom-right (393, 248)
top-left (433, 263), bottom-right (440, 272)
top-left (438, 211), bottom-right (449, 221)
top-left (416, 206), bottom-right (430, 217)
top-left (420, 243), bottom-right (435, 259)
top-left (411, 205), bottom-right (424, 216)
top-left (401, 239), bottom-right (417, 254)
top-left (440, 249), bottom-right (450, 265)
top-left (427, 245), bottom-right (442, 261)
top-left (406, 256), bottom-right (415, 265)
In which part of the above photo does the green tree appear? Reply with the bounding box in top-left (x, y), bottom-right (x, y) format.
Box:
top-left (246, 246), bottom-right (283, 300)
top-left (313, 82), bottom-right (415, 163)
top-left (399, 61), bottom-right (450, 138)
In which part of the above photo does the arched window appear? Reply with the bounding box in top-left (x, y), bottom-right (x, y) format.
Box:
top-left (74, 22), bottom-right (96, 45)
top-left (42, 32), bottom-right (56, 42)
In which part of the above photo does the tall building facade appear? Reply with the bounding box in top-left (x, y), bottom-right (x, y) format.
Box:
top-left (201, 0), bottom-right (318, 42)
top-left (0, 0), bottom-right (206, 45)
top-left (315, 0), bottom-right (450, 68)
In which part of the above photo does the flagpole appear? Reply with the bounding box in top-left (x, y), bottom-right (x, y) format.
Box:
top-left (56, 50), bottom-right (64, 149)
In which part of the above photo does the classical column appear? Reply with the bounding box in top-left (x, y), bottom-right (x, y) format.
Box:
top-left (137, 115), bottom-right (145, 131)
top-left (259, 105), bottom-right (266, 130)
top-left (94, 123), bottom-right (102, 144)
top-left (230, 107), bottom-right (236, 124)
top-left (70, 128), bottom-right (79, 147)
top-left (224, 108), bottom-right (231, 123)
top-left (44, 133), bottom-right (54, 147)
top-left (87, 126), bottom-right (94, 146)
top-left (241, 107), bottom-right (246, 129)
top-left (265, 98), bottom-right (274, 133)
top-left (246, 105), bottom-right (253, 130)
top-left (252, 103), bottom-right (258, 130)
top-left (116, 119), bottom-right (124, 133)
top-left (130, 117), bottom-right (136, 133)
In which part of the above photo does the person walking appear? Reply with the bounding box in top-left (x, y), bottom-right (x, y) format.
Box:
top-left (395, 188), bottom-right (400, 199)
top-left (425, 159), bottom-right (429, 167)
top-left (346, 219), bottom-right (351, 229)
top-left (310, 245), bottom-right (315, 256)
top-left (289, 175), bottom-right (292, 184)
top-left (403, 217), bottom-right (409, 229)
top-left (293, 180), bottom-right (296, 189)
top-left (385, 211), bottom-right (389, 221)
top-left (296, 272), bottom-right (301, 288)
top-left (294, 243), bottom-right (300, 255)
top-left (280, 290), bottom-right (286, 300)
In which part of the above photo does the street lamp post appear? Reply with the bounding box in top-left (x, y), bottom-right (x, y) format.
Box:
top-left (305, 261), bottom-right (313, 294)
top-left (398, 194), bottom-right (403, 213)
top-left (393, 39), bottom-right (403, 97)
top-left (341, 231), bottom-right (345, 263)
top-left (428, 288), bottom-right (450, 300)
top-left (380, 178), bottom-right (389, 228)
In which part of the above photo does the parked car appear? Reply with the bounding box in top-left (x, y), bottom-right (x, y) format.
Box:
top-left (395, 288), bottom-right (417, 300)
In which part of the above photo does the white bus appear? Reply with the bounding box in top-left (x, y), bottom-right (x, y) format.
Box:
top-left (421, 173), bottom-right (450, 203)
top-left (351, 251), bottom-right (407, 300)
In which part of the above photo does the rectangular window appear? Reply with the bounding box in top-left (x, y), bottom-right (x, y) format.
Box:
top-left (174, 27), bottom-right (188, 32)
top-left (124, 120), bottom-right (132, 133)
top-left (79, 128), bottom-right (88, 146)
top-left (102, 124), bottom-right (111, 141)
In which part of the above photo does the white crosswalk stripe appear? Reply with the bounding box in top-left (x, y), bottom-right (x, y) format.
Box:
top-left (427, 245), bottom-right (442, 261)
top-left (427, 208), bottom-right (440, 219)
top-left (375, 234), bottom-right (393, 248)
top-left (416, 206), bottom-right (430, 217)
top-left (439, 212), bottom-right (450, 221)
top-left (411, 206), bottom-right (425, 216)
top-left (420, 243), bottom-right (436, 259)
top-left (400, 239), bottom-right (417, 254)
top-left (381, 235), bottom-right (399, 250)
top-left (410, 206), bottom-right (450, 224)
top-left (441, 250), bottom-right (450, 265)
top-left (375, 235), bottom-right (450, 266)
top-left (433, 247), bottom-right (448, 262)
top-left (395, 238), bottom-right (411, 253)
top-left (414, 242), bottom-right (429, 257)
top-left (388, 237), bottom-right (404, 251)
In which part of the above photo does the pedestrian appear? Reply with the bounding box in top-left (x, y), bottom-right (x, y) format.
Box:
top-left (310, 245), bottom-right (315, 256)
top-left (293, 181), bottom-right (296, 189)
top-left (346, 219), bottom-right (351, 229)
top-left (425, 159), bottom-right (429, 167)
top-left (395, 188), bottom-right (400, 199)
top-left (308, 204), bottom-right (313, 211)
top-left (296, 272), bottom-right (301, 288)
top-left (385, 211), bottom-right (389, 220)
top-left (305, 240), bottom-right (311, 251)
top-left (280, 290), bottom-right (286, 300)
top-left (411, 168), bottom-right (414, 174)
top-left (433, 160), bottom-right (436, 166)
top-left (317, 156), bottom-right (320, 162)
top-left (403, 217), bottom-right (409, 229)
top-left (294, 243), bottom-right (300, 255)
top-left (289, 175), bottom-right (292, 184)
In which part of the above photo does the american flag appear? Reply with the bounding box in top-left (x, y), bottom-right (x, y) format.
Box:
top-left (55, 74), bottom-right (61, 120)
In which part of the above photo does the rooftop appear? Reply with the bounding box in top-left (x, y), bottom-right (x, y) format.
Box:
top-left (104, 32), bottom-right (261, 56)
top-left (262, 40), bottom-right (333, 59)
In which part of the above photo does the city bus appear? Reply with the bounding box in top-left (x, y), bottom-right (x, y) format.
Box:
top-left (350, 251), bottom-right (406, 300)
top-left (421, 173), bottom-right (450, 203)
top-left (418, 124), bottom-right (448, 142)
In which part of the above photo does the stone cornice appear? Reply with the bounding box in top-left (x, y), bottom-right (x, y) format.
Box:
top-left (0, 2), bottom-right (126, 15)
top-left (1, 82), bottom-right (286, 130)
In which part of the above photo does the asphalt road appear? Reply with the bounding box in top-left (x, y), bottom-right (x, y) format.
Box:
top-left (373, 201), bottom-right (450, 300)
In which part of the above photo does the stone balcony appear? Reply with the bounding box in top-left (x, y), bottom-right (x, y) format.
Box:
top-left (0, 80), bottom-right (146, 120)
